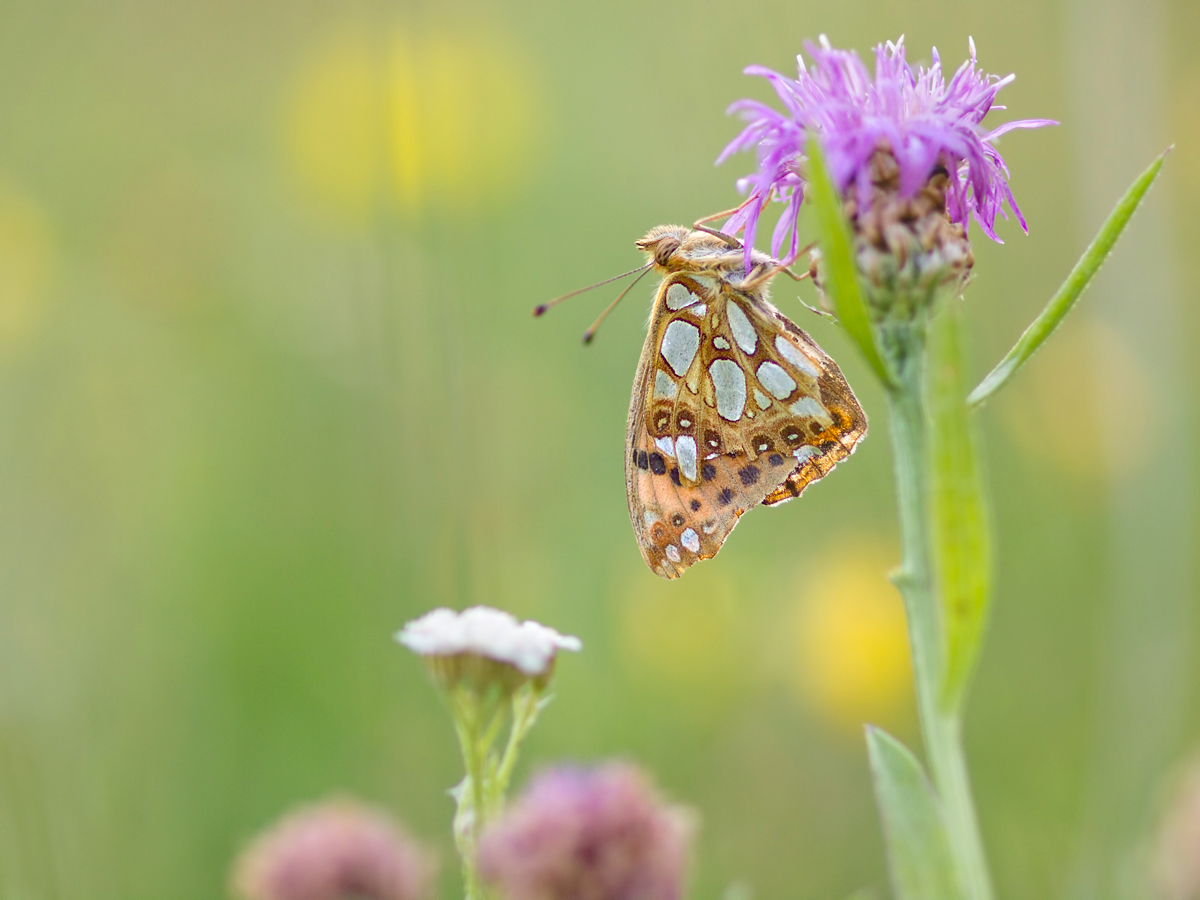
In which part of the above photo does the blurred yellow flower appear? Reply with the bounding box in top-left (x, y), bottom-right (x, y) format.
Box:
top-left (0, 179), bottom-right (54, 347)
top-left (285, 25), bottom-right (538, 224)
top-left (286, 30), bottom-right (382, 222)
top-left (791, 540), bottom-right (912, 730)
top-left (1002, 316), bottom-right (1153, 481)
top-left (618, 568), bottom-right (749, 715)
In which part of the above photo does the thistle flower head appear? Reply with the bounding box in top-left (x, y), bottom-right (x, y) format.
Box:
top-left (718, 35), bottom-right (1055, 271)
top-left (397, 606), bottom-right (582, 692)
top-left (478, 764), bottom-right (693, 900)
top-left (232, 800), bottom-right (433, 900)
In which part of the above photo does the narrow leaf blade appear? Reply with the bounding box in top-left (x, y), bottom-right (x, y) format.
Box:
top-left (866, 727), bottom-right (964, 900)
top-left (806, 133), bottom-right (892, 385)
top-left (968, 148), bottom-right (1169, 407)
top-left (928, 302), bottom-right (992, 709)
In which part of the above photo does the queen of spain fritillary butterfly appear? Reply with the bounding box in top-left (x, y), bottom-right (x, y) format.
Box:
top-left (624, 225), bottom-right (867, 578)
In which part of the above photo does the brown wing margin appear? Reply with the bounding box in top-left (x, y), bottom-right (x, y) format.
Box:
top-left (625, 290), bottom-right (666, 567)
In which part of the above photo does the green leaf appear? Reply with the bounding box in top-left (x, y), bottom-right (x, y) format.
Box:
top-left (927, 301), bottom-right (992, 710)
top-left (967, 148), bottom-right (1170, 408)
top-left (805, 133), bottom-right (892, 386)
top-left (866, 727), bottom-right (965, 900)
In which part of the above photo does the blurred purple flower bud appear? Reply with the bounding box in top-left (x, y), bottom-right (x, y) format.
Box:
top-left (719, 35), bottom-right (1054, 271)
top-left (1152, 760), bottom-right (1200, 900)
top-left (232, 799), bottom-right (433, 900)
top-left (478, 763), bottom-right (694, 900)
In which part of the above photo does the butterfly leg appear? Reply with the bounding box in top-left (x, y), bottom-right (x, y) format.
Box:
top-left (777, 240), bottom-right (818, 280)
top-left (734, 264), bottom-right (801, 292)
top-left (692, 206), bottom-right (747, 250)
top-left (739, 241), bottom-right (818, 291)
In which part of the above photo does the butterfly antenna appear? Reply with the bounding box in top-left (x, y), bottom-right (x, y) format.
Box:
top-left (582, 266), bottom-right (653, 345)
top-left (533, 262), bottom-right (653, 317)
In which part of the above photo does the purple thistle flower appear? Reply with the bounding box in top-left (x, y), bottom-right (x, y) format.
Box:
top-left (232, 799), bottom-right (433, 900)
top-left (718, 35), bottom-right (1055, 270)
top-left (478, 764), bottom-right (693, 900)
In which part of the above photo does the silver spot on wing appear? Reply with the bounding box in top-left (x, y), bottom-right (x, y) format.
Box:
top-left (709, 359), bottom-right (747, 421)
top-left (661, 320), bottom-right (700, 376)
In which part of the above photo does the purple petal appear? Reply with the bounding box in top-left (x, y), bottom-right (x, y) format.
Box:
top-left (717, 36), bottom-right (1053, 256)
top-left (982, 118), bottom-right (1058, 140)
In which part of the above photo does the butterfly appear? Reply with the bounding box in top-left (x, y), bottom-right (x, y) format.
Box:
top-left (623, 225), bottom-right (867, 578)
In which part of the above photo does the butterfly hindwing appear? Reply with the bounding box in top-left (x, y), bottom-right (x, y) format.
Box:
top-left (759, 309), bottom-right (868, 505)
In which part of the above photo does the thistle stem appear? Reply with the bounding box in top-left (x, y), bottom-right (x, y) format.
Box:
top-left (883, 329), bottom-right (993, 900)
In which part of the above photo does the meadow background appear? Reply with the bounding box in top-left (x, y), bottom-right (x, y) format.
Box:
top-left (0, 0), bottom-right (1196, 898)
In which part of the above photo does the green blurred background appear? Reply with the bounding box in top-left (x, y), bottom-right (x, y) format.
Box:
top-left (0, 0), bottom-right (1196, 898)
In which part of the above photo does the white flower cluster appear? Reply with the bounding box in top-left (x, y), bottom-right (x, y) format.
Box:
top-left (397, 607), bottom-right (582, 676)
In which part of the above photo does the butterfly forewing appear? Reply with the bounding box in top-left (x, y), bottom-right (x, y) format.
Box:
top-left (626, 228), bottom-right (867, 579)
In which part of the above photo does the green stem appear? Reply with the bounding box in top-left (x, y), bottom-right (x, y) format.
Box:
top-left (493, 686), bottom-right (541, 807)
top-left (884, 329), bottom-right (993, 900)
top-left (451, 690), bottom-right (488, 900)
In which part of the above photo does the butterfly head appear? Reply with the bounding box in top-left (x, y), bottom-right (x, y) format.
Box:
top-left (637, 225), bottom-right (774, 280)
top-left (635, 225), bottom-right (690, 268)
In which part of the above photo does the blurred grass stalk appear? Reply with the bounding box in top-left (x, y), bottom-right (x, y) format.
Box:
top-left (1065, 0), bottom-right (1194, 896)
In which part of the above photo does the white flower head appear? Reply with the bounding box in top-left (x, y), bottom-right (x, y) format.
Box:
top-left (397, 607), bottom-right (581, 690)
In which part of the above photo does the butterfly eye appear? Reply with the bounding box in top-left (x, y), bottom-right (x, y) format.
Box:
top-left (653, 236), bottom-right (681, 265)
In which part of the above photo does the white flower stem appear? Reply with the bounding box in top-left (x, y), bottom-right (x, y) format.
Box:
top-left (884, 329), bottom-right (994, 900)
top-left (492, 685), bottom-right (544, 809)
top-left (450, 689), bottom-right (490, 900)
top-left (449, 683), bottom-right (549, 900)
